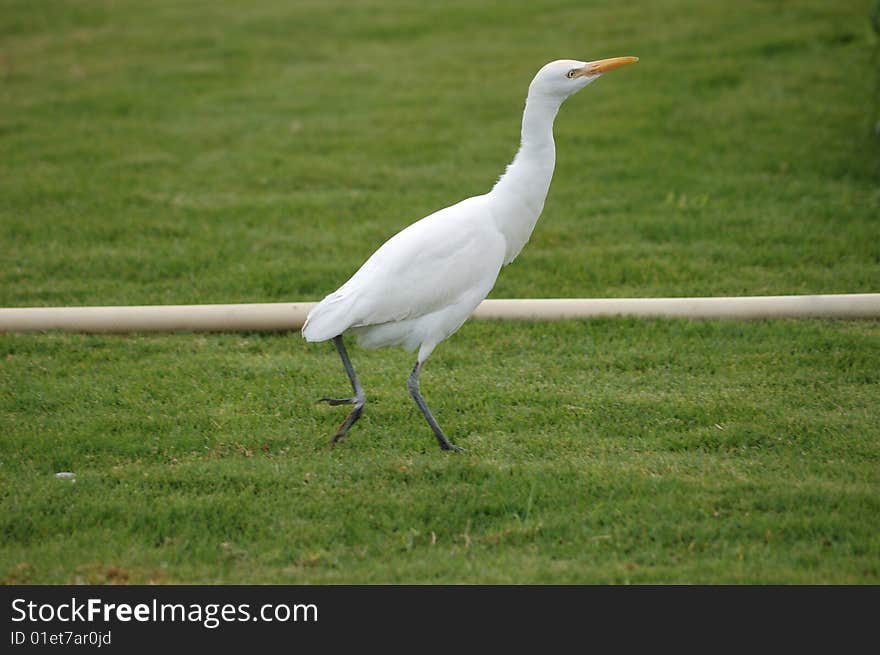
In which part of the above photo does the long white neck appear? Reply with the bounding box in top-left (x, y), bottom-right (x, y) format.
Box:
top-left (488, 93), bottom-right (562, 264)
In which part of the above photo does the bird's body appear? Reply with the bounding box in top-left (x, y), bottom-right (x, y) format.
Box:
top-left (302, 194), bottom-right (505, 360)
top-left (302, 57), bottom-right (638, 451)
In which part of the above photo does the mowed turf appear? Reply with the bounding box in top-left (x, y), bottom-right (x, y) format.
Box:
top-left (1, 0), bottom-right (878, 583)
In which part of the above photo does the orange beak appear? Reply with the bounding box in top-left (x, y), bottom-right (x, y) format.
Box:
top-left (581, 56), bottom-right (639, 76)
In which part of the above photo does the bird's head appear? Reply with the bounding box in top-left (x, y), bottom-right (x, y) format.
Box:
top-left (528, 57), bottom-right (638, 102)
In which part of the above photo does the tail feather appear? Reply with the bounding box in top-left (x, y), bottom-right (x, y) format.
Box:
top-left (301, 291), bottom-right (356, 342)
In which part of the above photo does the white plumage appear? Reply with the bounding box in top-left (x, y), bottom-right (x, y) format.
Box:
top-left (303, 56), bottom-right (638, 452)
top-left (303, 195), bottom-right (503, 358)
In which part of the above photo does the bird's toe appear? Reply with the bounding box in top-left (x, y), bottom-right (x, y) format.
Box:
top-left (318, 396), bottom-right (355, 406)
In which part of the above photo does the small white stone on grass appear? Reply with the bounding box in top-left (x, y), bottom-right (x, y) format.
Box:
top-left (54, 472), bottom-right (76, 480)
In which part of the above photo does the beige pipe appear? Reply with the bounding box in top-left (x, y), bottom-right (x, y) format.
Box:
top-left (471, 294), bottom-right (880, 321)
top-left (0, 294), bottom-right (878, 334)
top-left (0, 303), bottom-right (316, 334)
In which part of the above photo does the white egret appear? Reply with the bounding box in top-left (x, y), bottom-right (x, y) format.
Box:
top-left (302, 56), bottom-right (639, 452)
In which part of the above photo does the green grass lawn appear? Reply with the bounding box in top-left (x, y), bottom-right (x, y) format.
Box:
top-left (1, 0), bottom-right (878, 583)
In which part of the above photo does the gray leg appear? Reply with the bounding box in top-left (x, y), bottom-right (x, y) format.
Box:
top-left (318, 335), bottom-right (366, 445)
top-left (407, 361), bottom-right (464, 453)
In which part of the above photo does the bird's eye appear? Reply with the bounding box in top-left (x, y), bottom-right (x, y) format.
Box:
top-left (566, 69), bottom-right (577, 79)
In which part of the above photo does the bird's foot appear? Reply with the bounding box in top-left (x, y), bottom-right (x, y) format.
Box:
top-left (438, 439), bottom-right (465, 453)
top-left (324, 395), bottom-right (366, 447)
top-left (329, 429), bottom-right (348, 447)
top-left (318, 396), bottom-right (357, 406)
